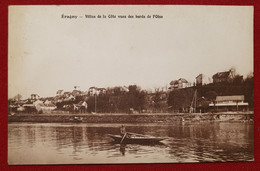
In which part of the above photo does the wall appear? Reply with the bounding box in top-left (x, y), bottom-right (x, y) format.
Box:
top-left (8, 112), bottom-right (254, 123)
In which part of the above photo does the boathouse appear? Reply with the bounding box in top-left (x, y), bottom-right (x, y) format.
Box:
top-left (209, 95), bottom-right (248, 112)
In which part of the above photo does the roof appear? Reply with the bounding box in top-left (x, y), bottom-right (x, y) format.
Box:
top-left (89, 86), bottom-right (98, 89)
top-left (216, 95), bottom-right (244, 102)
top-left (196, 74), bottom-right (202, 79)
top-left (72, 89), bottom-right (81, 93)
top-left (56, 90), bottom-right (63, 94)
top-left (97, 88), bottom-right (106, 91)
top-left (25, 100), bottom-right (33, 104)
top-left (178, 78), bottom-right (188, 83)
top-left (170, 78), bottom-right (188, 85)
top-left (170, 80), bottom-right (178, 85)
top-left (213, 71), bottom-right (231, 79)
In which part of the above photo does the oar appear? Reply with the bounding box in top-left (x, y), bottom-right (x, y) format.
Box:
top-left (120, 132), bottom-right (127, 144)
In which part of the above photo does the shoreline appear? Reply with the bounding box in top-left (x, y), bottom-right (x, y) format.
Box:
top-left (8, 112), bottom-right (254, 123)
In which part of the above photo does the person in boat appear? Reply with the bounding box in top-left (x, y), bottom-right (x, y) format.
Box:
top-left (120, 125), bottom-right (131, 138)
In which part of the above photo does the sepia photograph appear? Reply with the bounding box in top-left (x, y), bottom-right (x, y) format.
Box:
top-left (8, 5), bottom-right (254, 164)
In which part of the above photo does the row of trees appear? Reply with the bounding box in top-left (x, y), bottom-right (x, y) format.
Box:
top-left (86, 85), bottom-right (147, 113)
top-left (84, 85), bottom-right (170, 113)
top-left (10, 73), bottom-right (254, 114)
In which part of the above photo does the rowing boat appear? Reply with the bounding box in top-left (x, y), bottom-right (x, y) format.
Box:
top-left (108, 133), bottom-right (166, 144)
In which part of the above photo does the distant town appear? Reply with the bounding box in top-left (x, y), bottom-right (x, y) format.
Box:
top-left (8, 68), bottom-right (254, 115)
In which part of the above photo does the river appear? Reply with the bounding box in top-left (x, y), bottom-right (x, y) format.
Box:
top-left (8, 122), bottom-right (254, 164)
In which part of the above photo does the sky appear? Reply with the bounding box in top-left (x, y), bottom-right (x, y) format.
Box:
top-left (8, 5), bottom-right (253, 99)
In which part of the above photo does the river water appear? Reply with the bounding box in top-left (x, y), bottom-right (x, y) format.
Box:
top-left (8, 122), bottom-right (253, 164)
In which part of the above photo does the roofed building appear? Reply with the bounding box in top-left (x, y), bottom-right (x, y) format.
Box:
top-left (209, 95), bottom-right (248, 112)
top-left (196, 74), bottom-right (203, 86)
top-left (31, 94), bottom-right (40, 100)
top-left (169, 78), bottom-right (190, 90)
top-left (212, 69), bottom-right (235, 83)
top-left (72, 89), bottom-right (82, 96)
top-left (56, 90), bottom-right (64, 96)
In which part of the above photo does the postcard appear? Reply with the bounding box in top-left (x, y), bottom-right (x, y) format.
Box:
top-left (8, 5), bottom-right (254, 164)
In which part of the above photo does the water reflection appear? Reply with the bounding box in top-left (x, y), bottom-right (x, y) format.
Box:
top-left (120, 144), bottom-right (126, 155)
top-left (8, 122), bottom-right (253, 164)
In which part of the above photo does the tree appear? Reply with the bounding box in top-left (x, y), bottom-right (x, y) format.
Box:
top-left (152, 89), bottom-right (168, 112)
top-left (232, 75), bottom-right (243, 85)
top-left (127, 85), bottom-right (145, 112)
top-left (243, 74), bottom-right (254, 108)
top-left (168, 88), bottom-right (195, 112)
top-left (13, 94), bottom-right (22, 101)
top-left (205, 91), bottom-right (218, 102)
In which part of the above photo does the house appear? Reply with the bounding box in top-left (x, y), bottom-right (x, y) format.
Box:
top-left (31, 94), bottom-right (40, 100)
top-left (64, 94), bottom-right (75, 101)
top-left (212, 69), bottom-right (235, 83)
top-left (88, 87), bottom-right (98, 96)
top-left (169, 80), bottom-right (179, 90)
top-left (88, 87), bottom-right (107, 96)
top-left (169, 78), bottom-right (190, 90)
top-left (72, 89), bottom-right (82, 96)
top-left (196, 97), bottom-right (211, 113)
top-left (33, 99), bottom-right (56, 113)
top-left (97, 88), bottom-right (107, 94)
top-left (44, 100), bottom-right (52, 105)
top-left (196, 74), bottom-right (203, 86)
top-left (63, 91), bottom-right (71, 98)
top-left (23, 100), bottom-right (37, 113)
top-left (75, 101), bottom-right (88, 113)
top-left (209, 95), bottom-right (248, 112)
top-left (121, 86), bottom-right (129, 92)
top-left (56, 90), bottom-right (64, 96)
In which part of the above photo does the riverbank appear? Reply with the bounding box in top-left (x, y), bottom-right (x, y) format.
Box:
top-left (8, 112), bottom-right (254, 123)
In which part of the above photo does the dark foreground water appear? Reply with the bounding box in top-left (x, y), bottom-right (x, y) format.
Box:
top-left (8, 122), bottom-right (253, 164)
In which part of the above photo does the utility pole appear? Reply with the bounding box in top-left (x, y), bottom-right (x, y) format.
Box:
top-left (190, 89), bottom-right (197, 113)
top-left (95, 93), bottom-right (97, 113)
top-left (194, 90), bottom-right (197, 113)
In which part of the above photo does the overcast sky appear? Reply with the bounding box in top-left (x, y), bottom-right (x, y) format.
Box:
top-left (8, 5), bottom-right (253, 99)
